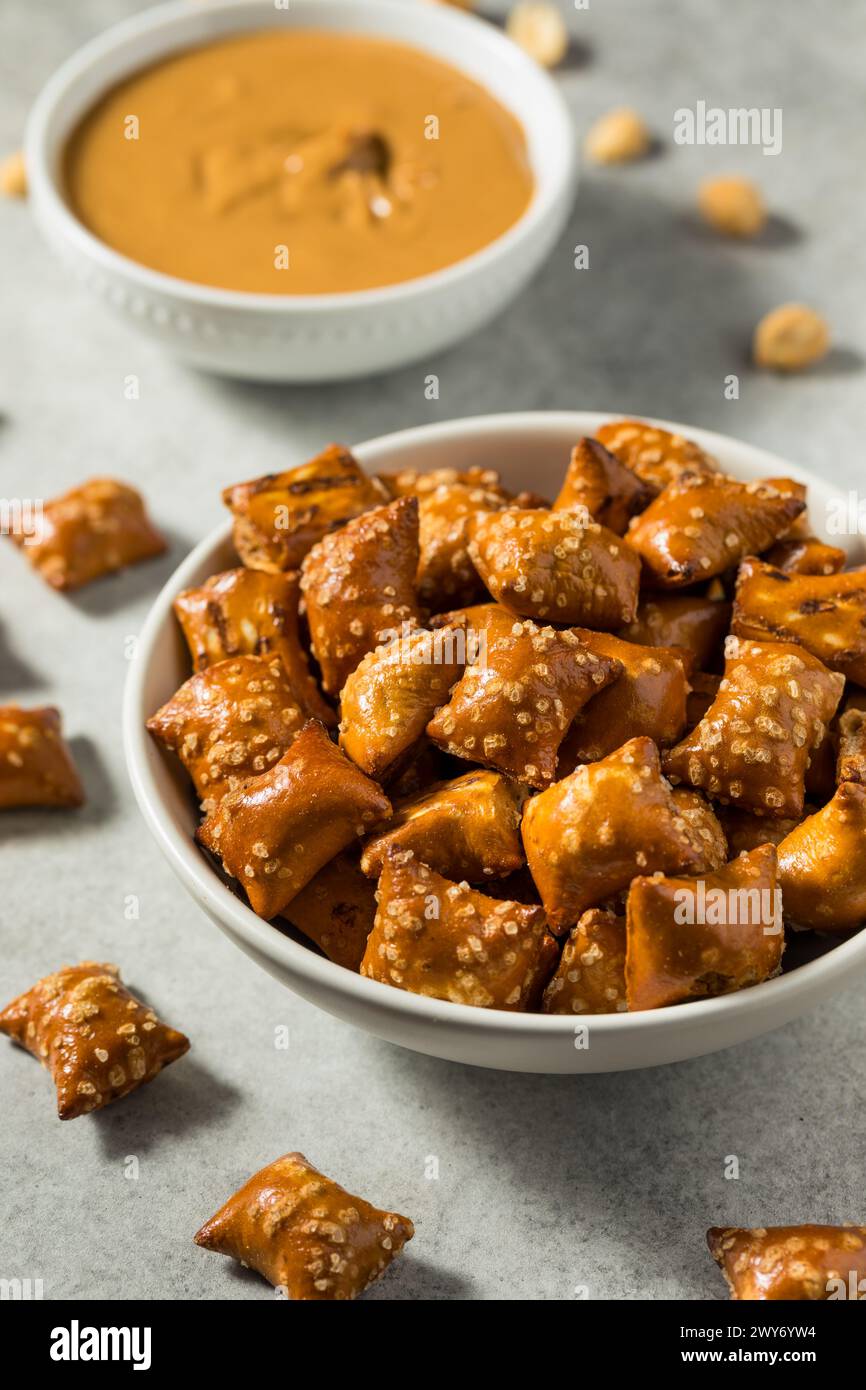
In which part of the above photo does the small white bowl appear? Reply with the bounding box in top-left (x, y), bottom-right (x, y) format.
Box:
top-left (26, 0), bottom-right (577, 382)
top-left (123, 411), bottom-right (866, 1073)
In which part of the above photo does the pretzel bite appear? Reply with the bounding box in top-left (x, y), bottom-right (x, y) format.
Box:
top-left (837, 708), bottom-right (866, 785)
top-left (281, 851), bottom-right (376, 970)
top-left (222, 444), bottom-right (388, 572)
top-left (173, 568), bottom-right (333, 725)
top-left (0, 705), bottom-right (84, 809)
top-left (717, 806), bottom-right (800, 857)
top-left (777, 782), bottom-right (866, 931)
top-left (426, 621), bottom-right (622, 789)
top-left (522, 737), bottom-right (706, 931)
top-left (360, 770), bottom-right (525, 882)
top-left (194, 1151), bottom-right (414, 1300)
top-left (626, 475), bottom-right (805, 587)
top-left (733, 557), bottom-right (866, 684)
top-left (338, 628), bottom-right (463, 781)
top-left (763, 535), bottom-right (847, 576)
top-left (671, 789), bottom-right (728, 872)
top-left (8, 478), bottom-right (165, 591)
top-left (147, 656), bottom-right (306, 811)
top-left (685, 672), bottom-right (721, 731)
top-left (552, 436), bottom-right (654, 535)
top-left (361, 851), bottom-right (557, 1008)
top-left (617, 592), bottom-right (731, 670)
top-left (198, 721), bottom-right (391, 919)
top-left (300, 497), bottom-right (422, 696)
top-left (542, 909), bottom-right (627, 1015)
top-left (707, 1225), bottom-right (866, 1301)
top-left (467, 508), bottom-right (640, 628)
top-left (0, 962), bottom-right (189, 1119)
top-left (429, 601), bottom-right (521, 645)
top-left (663, 637), bottom-right (844, 819)
top-left (595, 419), bottom-right (718, 493)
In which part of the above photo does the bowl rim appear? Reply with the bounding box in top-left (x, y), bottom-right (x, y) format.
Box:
top-left (25, 0), bottom-right (577, 313)
top-left (123, 409), bottom-right (866, 1041)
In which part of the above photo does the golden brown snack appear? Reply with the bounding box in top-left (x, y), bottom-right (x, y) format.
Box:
top-left (552, 436), bottom-right (654, 536)
top-left (717, 806), bottom-right (800, 857)
top-left (763, 535), bottom-right (847, 576)
top-left (733, 557), bottom-right (866, 685)
top-left (361, 851), bottom-right (557, 1008)
top-left (0, 963), bottom-right (189, 1120)
top-left (596, 419), bottom-right (718, 493)
top-left (663, 637), bottom-right (844, 819)
top-left (300, 496), bottom-right (422, 696)
top-left (521, 737), bottom-right (706, 932)
top-left (685, 672), bottom-right (722, 732)
top-left (0, 706), bottom-right (84, 809)
top-left (671, 789), bottom-right (728, 872)
top-left (429, 601), bottom-right (521, 646)
top-left (426, 620), bottom-right (621, 789)
top-left (173, 567), bottom-right (334, 725)
top-left (625, 844), bottom-right (783, 1011)
top-left (626, 474), bottom-right (805, 588)
top-left (147, 656), bottom-right (305, 810)
top-left (837, 708), bottom-right (866, 785)
top-left (8, 478), bottom-right (165, 591)
top-left (360, 770), bottom-right (525, 882)
top-left (777, 782), bottom-right (866, 931)
top-left (542, 909), bottom-right (627, 1015)
top-left (467, 507), bottom-right (640, 628)
top-left (194, 1151), bottom-right (413, 1300)
top-left (617, 592), bottom-right (731, 671)
top-left (338, 627), bottom-right (463, 781)
top-left (198, 721), bottom-right (391, 919)
top-left (281, 851), bottom-right (376, 970)
top-left (222, 444), bottom-right (388, 572)
top-left (708, 1225), bottom-right (866, 1301)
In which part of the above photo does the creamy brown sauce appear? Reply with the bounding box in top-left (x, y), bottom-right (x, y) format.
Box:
top-left (64, 30), bottom-right (534, 294)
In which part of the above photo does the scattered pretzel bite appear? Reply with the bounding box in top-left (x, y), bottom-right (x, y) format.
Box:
top-left (281, 851), bottom-right (376, 970)
top-left (522, 737), bottom-right (705, 931)
top-left (361, 851), bottom-right (557, 1008)
top-left (542, 909), bottom-right (627, 1015)
top-left (617, 592), bottom-right (731, 671)
top-left (300, 497), bottom-right (422, 696)
top-left (837, 708), bottom-right (866, 785)
top-left (663, 637), bottom-right (844, 819)
top-left (595, 420), bottom-right (718, 494)
top-left (626, 474), bottom-right (805, 588)
top-left (733, 557), bottom-right (866, 685)
top-left (671, 789), bottom-right (728, 872)
top-left (338, 627), bottom-right (463, 781)
top-left (777, 782), bottom-right (866, 932)
top-left (194, 1151), bottom-right (414, 1300)
top-left (198, 721), bottom-right (391, 919)
top-left (707, 1225), bottom-right (866, 1301)
top-left (222, 444), bottom-right (388, 572)
top-left (360, 770), bottom-right (525, 882)
top-left (173, 568), bottom-right (334, 725)
top-left (427, 621), bottom-right (622, 789)
top-left (552, 437), bottom-right (654, 536)
top-left (147, 656), bottom-right (305, 810)
top-left (763, 535), bottom-right (847, 577)
top-left (0, 706), bottom-right (84, 809)
top-left (0, 962), bottom-right (189, 1119)
top-left (467, 508), bottom-right (640, 628)
top-left (8, 478), bottom-right (165, 591)
top-left (717, 806), bottom-right (800, 857)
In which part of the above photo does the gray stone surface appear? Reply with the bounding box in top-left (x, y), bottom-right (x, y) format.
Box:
top-left (1, 0), bottom-right (864, 1302)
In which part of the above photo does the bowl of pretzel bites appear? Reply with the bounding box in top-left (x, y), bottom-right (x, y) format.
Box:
top-left (124, 412), bottom-right (866, 1073)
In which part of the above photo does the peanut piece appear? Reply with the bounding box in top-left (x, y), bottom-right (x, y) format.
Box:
top-left (753, 303), bottom-right (830, 372)
top-left (506, 2), bottom-right (569, 68)
top-left (698, 175), bottom-right (766, 237)
top-left (584, 107), bottom-right (650, 164)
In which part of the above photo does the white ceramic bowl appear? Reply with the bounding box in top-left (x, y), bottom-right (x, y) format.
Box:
top-left (124, 411), bottom-right (866, 1073)
top-left (26, 0), bottom-right (577, 383)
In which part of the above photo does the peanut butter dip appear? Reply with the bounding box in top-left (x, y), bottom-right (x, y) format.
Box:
top-left (64, 30), bottom-right (534, 294)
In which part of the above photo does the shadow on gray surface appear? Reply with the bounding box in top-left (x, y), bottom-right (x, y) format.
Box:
top-left (0, 620), bottom-right (46, 695)
top-left (65, 526), bottom-right (191, 619)
top-left (93, 1055), bottom-right (243, 1160)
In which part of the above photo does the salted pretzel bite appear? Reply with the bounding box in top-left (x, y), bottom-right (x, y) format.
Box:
top-left (552, 436), bottom-right (654, 535)
top-left (625, 844), bottom-right (783, 1011)
top-left (8, 478), bottom-right (165, 591)
top-left (763, 535), bottom-right (847, 576)
top-left (222, 444), bottom-right (388, 572)
top-left (173, 567), bottom-right (333, 725)
top-left (198, 721), bottom-right (391, 919)
top-left (777, 782), bottom-right (866, 931)
top-left (708, 1225), bottom-right (866, 1301)
top-left (717, 806), bottom-right (800, 857)
top-left (147, 656), bottom-right (305, 810)
top-left (617, 592), bottom-right (731, 670)
top-left (542, 909), bottom-right (627, 1015)
top-left (521, 737), bottom-right (706, 931)
top-left (0, 962), bottom-right (189, 1119)
top-left (281, 851), bottom-right (376, 970)
top-left (361, 851), bottom-right (557, 1009)
top-left (0, 705), bottom-right (84, 809)
top-left (194, 1151), bottom-right (414, 1300)
top-left (671, 789), bottom-right (728, 872)
top-left (626, 474), bottom-right (805, 588)
top-left (300, 496), bottom-right (422, 696)
top-left (663, 637), bottom-right (844, 819)
top-left (837, 708), bottom-right (866, 785)
top-left (733, 557), bottom-right (866, 684)
top-left (426, 621), bottom-right (622, 789)
top-left (429, 601), bottom-right (520, 646)
top-left (595, 419), bottom-right (718, 493)
top-left (685, 672), bottom-right (721, 731)
top-left (360, 770), bottom-right (525, 882)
